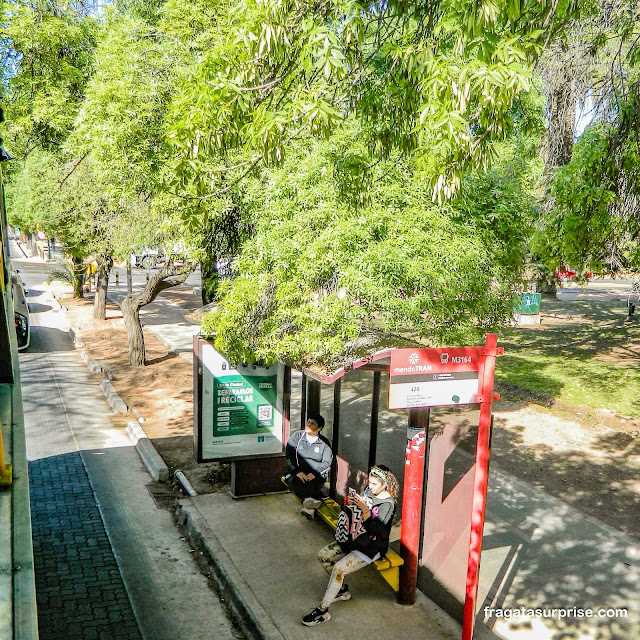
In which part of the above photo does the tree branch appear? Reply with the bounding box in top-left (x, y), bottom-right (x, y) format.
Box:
top-left (59, 151), bottom-right (89, 188)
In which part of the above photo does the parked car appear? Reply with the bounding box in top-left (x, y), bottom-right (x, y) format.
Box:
top-left (130, 247), bottom-right (165, 269)
top-left (11, 270), bottom-right (30, 350)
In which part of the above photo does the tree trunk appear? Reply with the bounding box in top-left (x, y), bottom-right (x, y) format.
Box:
top-left (200, 254), bottom-right (218, 305)
top-left (127, 260), bottom-right (132, 295)
top-left (120, 261), bottom-right (195, 367)
top-left (545, 81), bottom-right (576, 168)
top-left (93, 256), bottom-right (113, 320)
top-left (121, 292), bottom-right (146, 367)
top-left (71, 255), bottom-right (85, 299)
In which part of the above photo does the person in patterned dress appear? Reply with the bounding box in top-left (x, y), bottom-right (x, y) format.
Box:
top-left (302, 465), bottom-right (399, 626)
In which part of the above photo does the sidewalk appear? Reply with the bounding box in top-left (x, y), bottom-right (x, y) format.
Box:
top-left (176, 492), bottom-right (491, 640)
top-left (173, 470), bottom-right (639, 640)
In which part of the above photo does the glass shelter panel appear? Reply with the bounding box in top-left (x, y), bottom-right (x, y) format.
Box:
top-left (335, 369), bottom-right (374, 501)
top-left (377, 373), bottom-right (409, 511)
top-left (320, 381), bottom-right (334, 444)
top-left (290, 369), bottom-right (303, 434)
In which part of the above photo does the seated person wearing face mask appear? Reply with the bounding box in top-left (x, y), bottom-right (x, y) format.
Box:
top-left (284, 416), bottom-right (332, 519)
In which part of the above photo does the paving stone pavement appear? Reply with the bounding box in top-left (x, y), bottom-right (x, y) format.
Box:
top-left (29, 452), bottom-right (142, 640)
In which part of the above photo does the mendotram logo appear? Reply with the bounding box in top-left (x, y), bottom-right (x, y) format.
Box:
top-left (393, 364), bottom-right (433, 374)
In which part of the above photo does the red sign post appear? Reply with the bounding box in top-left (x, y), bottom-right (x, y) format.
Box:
top-left (462, 333), bottom-right (501, 640)
top-left (389, 335), bottom-right (502, 640)
top-left (399, 409), bottom-right (428, 606)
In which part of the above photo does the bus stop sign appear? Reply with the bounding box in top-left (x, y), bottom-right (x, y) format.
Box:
top-left (388, 347), bottom-right (483, 409)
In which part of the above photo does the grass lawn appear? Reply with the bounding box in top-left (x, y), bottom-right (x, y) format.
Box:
top-left (495, 293), bottom-right (640, 423)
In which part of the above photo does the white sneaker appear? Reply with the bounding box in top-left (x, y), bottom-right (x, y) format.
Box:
top-left (300, 507), bottom-right (316, 520)
top-left (302, 497), bottom-right (323, 510)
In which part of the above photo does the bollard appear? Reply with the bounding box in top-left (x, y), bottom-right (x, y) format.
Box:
top-left (115, 272), bottom-right (119, 288)
top-left (145, 271), bottom-right (150, 284)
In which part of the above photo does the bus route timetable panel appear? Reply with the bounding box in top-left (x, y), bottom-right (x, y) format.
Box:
top-left (388, 347), bottom-right (483, 409)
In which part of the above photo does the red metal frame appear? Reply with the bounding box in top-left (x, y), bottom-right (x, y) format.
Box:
top-left (399, 409), bottom-right (428, 605)
top-left (393, 335), bottom-right (502, 640)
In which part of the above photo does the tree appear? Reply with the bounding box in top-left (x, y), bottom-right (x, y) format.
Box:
top-left (1, 0), bottom-right (98, 297)
top-left (4, 148), bottom-right (130, 303)
top-left (167, 0), bottom-right (581, 205)
top-left (534, 1), bottom-right (640, 273)
top-left (203, 119), bottom-right (539, 367)
top-left (120, 261), bottom-right (196, 367)
top-left (67, 10), bottom-right (184, 328)
top-left (0, 0), bottom-right (97, 158)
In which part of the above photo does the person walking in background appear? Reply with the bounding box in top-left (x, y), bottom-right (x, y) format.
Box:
top-left (284, 416), bottom-right (332, 519)
top-left (302, 465), bottom-right (399, 626)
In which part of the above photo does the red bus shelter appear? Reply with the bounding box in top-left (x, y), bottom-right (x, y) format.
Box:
top-left (194, 333), bottom-right (502, 640)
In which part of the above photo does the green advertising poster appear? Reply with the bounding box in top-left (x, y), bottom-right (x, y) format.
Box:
top-left (200, 341), bottom-right (284, 460)
top-left (212, 375), bottom-right (277, 437)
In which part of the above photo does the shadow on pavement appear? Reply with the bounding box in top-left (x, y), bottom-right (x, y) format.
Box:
top-left (26, 326), bottom-right (75, 353)
top-left (27, 302), bottom-right (53, 314)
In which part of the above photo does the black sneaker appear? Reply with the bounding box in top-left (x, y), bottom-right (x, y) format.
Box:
top-left (333, 583), bottom-right (351, 602)
top-left (302, 607), bottom-right (331, 626)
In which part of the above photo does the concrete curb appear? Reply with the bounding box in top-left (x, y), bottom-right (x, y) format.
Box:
top-left (82, 349), bottom-right (102, 374)
top-left (47, 294), bottom-right (62, 312)
top-left (99, 379), bottom-right (128, 414)
top-left (175, 499), bottom-right (286, 640)
top-left (52, 284), bottom-right (173, 486)
top-left (126, 421), bottom-right (170, 482)
top-left (81, 350), bottom-right (115, 380)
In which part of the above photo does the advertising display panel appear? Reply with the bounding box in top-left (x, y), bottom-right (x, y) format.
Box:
top-left (388, 347), bottom-right (483, 409)
top-left (199, 341), bottom-right (285, 460)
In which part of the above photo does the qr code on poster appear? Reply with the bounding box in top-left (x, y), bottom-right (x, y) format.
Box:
top-left (257, 405), bottom-right (272, 421)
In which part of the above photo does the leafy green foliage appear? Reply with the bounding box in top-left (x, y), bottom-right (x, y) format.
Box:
top-left (71, 11), bottom-right (172, 203)
top-left (533, 2), bottom-right (640, 273)
top-left (167, 0), bottom-right (579, 202)
top-left (0, 0), bottom-right (97, 156)
top-left (0, 0), bottom-right (560, 366)
top-left (536, 91), bottom-right (640, 272)
top-left (203, 124), bottom-right (536, 367)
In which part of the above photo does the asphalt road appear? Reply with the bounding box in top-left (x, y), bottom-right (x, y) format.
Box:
top-left (11, 240), bottom-right (240, 640)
